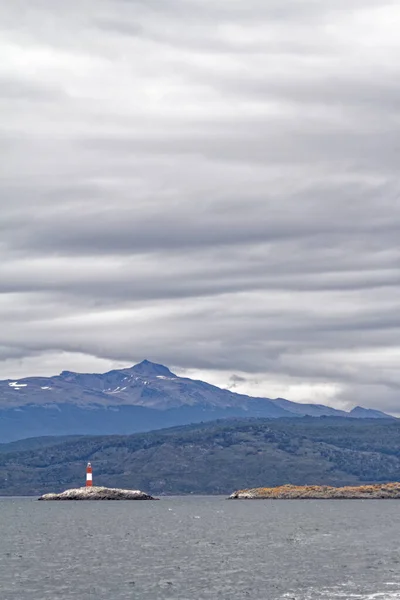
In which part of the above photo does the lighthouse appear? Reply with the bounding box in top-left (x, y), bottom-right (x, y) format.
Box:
top-left (86, 462), bottom-right (93, 487)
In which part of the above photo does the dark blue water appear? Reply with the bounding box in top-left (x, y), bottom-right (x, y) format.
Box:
top-left (1, 496), bottom-right (400, 599)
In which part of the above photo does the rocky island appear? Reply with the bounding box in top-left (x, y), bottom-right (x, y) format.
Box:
top-left (38, 486), bottom-right (156, 501)
top-left (229, 482), bottom-right (400, 499)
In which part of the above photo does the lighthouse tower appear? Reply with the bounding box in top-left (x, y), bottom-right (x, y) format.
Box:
top-left (86, 462), bottom-right (93, 487)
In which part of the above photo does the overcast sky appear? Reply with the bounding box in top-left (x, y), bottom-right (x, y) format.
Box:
top-left (1, 0), bottom-right (400, 413)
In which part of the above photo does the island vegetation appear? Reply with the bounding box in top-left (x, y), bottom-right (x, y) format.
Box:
top-left (229, 482), bottom-right (400, 499)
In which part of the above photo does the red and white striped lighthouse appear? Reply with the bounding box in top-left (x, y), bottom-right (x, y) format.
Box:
top-left (86, 462), bottom-right (93, 487)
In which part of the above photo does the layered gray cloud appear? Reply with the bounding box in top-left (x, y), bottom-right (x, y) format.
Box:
top-left (1, 0), bottom-right (400, 413)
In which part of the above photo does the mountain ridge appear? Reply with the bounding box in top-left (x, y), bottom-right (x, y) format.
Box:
top-left (0, 360), bottom-right (393, 442)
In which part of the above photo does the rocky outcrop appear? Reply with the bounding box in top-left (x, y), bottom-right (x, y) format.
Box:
top-left (229, 482), bottom-right (400, 499)
top-left (38, 486), bottom-right (156, 500)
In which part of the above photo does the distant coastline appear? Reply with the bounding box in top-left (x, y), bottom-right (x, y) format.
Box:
top-left (3, 418), bottom-right (400, 497)
top-left (229, 483), bottom-right (400, 499)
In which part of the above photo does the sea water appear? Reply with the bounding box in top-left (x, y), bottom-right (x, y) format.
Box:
top-left (1, 495), bottom-right (400, 599)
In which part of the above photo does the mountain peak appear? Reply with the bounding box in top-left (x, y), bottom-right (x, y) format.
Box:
top-left (349, 406), bottom-right (394, 419)
top-left (59, 370), bottom-right (76, 379)
top-left (129, 360), bottom-right (176, 378)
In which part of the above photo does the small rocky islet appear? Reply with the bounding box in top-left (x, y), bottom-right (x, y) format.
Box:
top-left (38, 486), bottom-right (156, 501)
top-left (229, 482), bottom-right (400, 499)
top-left (38, 483), bottom-right (400, 501)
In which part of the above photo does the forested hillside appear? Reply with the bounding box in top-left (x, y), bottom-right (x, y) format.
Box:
top-left (1, 417), bottom-right (399, 496)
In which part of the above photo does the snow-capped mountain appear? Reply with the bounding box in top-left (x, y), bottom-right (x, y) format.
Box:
top-left (0, 360), bottom-right (393, 442)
